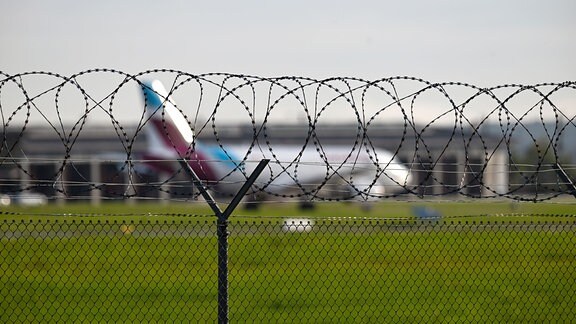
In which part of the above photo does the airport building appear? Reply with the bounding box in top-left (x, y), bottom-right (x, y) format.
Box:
top-left (0, 123), bottom-right (509, 203)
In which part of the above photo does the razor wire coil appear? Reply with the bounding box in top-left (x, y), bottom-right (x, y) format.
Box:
top-left (1, 69), bottom-right (575, 203)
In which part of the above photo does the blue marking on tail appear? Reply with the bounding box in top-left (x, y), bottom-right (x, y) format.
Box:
top-left (201, 144), bottom-right (245, 172)
top-left (142, 81), bottom-right (163, 110)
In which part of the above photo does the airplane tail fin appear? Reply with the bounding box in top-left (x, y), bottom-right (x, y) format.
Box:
top-left (141, 80), bottom-right (194, 156)
top-left (139, 80), bottom-right (221, 182)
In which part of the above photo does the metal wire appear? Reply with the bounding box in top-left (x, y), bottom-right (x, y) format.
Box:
top-left (1, 218), bottom-right (574, 322)
top-left (1, 70), bottom-right (575, 203)
top-left (1, 70), bottom-right (575, 322)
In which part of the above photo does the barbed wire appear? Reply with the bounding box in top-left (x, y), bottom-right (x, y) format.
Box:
top-left (1, 69), bottom-right (575, 203)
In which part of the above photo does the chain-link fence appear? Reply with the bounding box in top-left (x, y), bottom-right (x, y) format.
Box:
top-left (1, 71), bottom-right (575, 322)
top-left (2, 216), bottom-right (575, 322)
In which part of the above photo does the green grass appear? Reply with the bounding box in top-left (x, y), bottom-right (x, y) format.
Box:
top-left (229, 226), bottom-right (575, 322)
top-left (1, 231), bottom-right (217, 322)
top-left (1, 201), bottom-right (575, 322)
top-left (1, 199), bottom-right (576, 220)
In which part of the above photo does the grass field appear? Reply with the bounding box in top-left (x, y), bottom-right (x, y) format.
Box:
top-left (1, 198), bottom-right (576, 220)
top-left (1, 201), bottom-right (575, 322)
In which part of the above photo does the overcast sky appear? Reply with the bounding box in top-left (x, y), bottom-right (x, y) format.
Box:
top-left (0, 0), bottom-right (574, 126)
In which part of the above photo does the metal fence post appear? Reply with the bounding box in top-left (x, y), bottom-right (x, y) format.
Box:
top-left (180, 159), bottom-right (269, 324)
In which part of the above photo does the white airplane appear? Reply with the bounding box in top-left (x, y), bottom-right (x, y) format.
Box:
top-left (138, 80), bottom-right (412, 206)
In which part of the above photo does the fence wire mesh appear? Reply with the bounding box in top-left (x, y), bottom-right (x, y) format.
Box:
top-left (1, 71), bottom-right (575, 322)
top-left (2, 216), bottom-right (575, 322)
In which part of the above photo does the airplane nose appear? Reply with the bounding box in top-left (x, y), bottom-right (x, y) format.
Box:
top-left (392, 167), bottom-right (412, 189)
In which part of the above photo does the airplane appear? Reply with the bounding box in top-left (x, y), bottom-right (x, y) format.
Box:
top-left (137, 79), bottom-right (412, 208)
